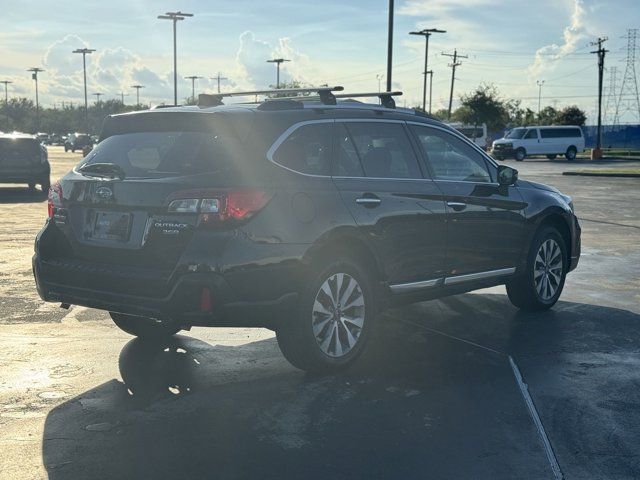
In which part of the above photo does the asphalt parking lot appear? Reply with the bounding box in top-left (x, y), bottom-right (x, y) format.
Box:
top-left (1, 147), bottom-right (639, 479)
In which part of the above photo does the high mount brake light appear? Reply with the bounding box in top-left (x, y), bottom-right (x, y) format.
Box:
top-left (47, 182), bottom-right (62, 218)
top-left (167, 189), bottom-right (272, 226)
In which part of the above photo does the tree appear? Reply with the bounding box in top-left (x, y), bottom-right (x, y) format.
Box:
top-left (555, 105), bottom-right (586, 126)
top-left (537, 106), bottom-right (558, 126)
top-left (457, 83), bottom-right (507, 131)
top-left (431, 108), bottom-right (449, 121)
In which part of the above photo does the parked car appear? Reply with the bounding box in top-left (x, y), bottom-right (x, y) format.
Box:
top-left (36, 132), bottom-right (51, 145)
top-left (33, 90), bottom-right (580, 372)
top-left (0, 133), bottom-right (50, 191)
top-left (491, 125), bottom-right (585, 161)
top-left (449, 122), bottom-right (488, 150)
top-left (49, 134), bottom-right (64, 146)
top-left (64, 133), bottom-right (93, 152)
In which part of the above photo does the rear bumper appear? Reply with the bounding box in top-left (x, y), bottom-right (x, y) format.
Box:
top-left (33, 255), bottom-right (298, 329)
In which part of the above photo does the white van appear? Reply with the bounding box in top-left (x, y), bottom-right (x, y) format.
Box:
top-left (491, 125), bottom-right (585, 161)
top-left (449, 122), bottom-right (488, 149)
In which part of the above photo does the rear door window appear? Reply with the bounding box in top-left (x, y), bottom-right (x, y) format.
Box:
top-left (332, 123), bottom-right (365, 177)
top-left (343, 122), bottom-right (422, 179)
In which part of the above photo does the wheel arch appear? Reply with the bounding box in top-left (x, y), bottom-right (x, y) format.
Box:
top-left (537, 212), bottom-right (572, 262)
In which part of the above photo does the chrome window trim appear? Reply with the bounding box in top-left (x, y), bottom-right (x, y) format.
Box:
top-left (443, 267), bottom-right (516, 286)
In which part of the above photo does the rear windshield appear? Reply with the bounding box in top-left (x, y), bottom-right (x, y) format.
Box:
top-left (82, 113), bottom-right (246, 178)
top-left (0, 138), bottom-right (40, 158)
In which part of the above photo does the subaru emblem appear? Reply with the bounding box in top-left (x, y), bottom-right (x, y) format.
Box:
top-left (95, 186), bottom-right (113, 200)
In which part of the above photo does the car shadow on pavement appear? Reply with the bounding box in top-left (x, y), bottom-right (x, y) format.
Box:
top-left (0, 186), bottom-right (47, 203)
top-left (42, 293), bottom-right (640, 480)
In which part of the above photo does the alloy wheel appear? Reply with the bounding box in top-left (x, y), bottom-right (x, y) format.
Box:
top-left (312, 273), bottom-right (365, 358)
top-left (534, 239), bottom-right (563, 301)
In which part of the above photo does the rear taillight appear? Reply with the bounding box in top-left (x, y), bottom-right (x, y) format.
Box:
top-left (167, 189), bottom-right (272, 226)
top-left (47, 181), bottom-right (62, 218)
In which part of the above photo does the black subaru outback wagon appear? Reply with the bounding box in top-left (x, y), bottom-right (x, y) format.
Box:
top-left (1, 133), bottom-right (50, 192)
top-left (33, 87), bottom-right (580, 372)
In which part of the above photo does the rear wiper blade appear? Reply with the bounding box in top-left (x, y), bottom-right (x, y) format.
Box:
top-left (78, 162), bottom-right (126, 180)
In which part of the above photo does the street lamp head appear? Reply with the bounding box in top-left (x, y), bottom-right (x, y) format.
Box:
top-left (410, 28), bottom-right (446, 36)
top-left (267, 58), bottom-right (290, 64)
top-left (159, 11), bottom-right (193, 20)
top-left (72, 48), bottom-right (96, 54)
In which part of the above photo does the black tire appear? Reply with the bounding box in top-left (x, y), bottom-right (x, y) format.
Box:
top-left (515, 148), bottom-right (526, 161)
top-left (40, 178), bottom-right (50, 193)
top-left (110, 312), bottom-right (180, 339)
top-left (276, 258), bottom-right (375, 373)
top-left (546, 154), bottom-right (557, 160)
top-left (71, 148), bottom-right (75, 153)
top-left (506, 226), bottom-right (567, 311)
top-left (64, 145), bottom-right (69, 152)
top-left (565, 146), bottom-right (577, 161)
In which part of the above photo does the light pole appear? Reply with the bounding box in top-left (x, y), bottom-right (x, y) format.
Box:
top-left (28, 68), bottom-right (44, 132)
top-left (73, 48), bottom-right (96, 129)
top-left (117, 92), bottom-right (129, 105)
top-left (158, 11), bottom-right (193, 105)
top-left (211, 72), bottom-right (228, 93)
top-left (266, 58), bottom-right (290, 89)
top-left (386, 0), bottom-right (394, 92)
top-left (131, 84), bottom-right (144, 106)
top-left (92, 92), bottom-right (103, 104)
top-left (1, 80), bottom-right (11, 130)
top-left (1, 80), bottom-right (12, 103)
top-left (185, 75), bottom-right (203, 103)
top-left (376, 74), bottom-right (383, 94)
top-left (536, 80), bottom-right (545, 119)
top-left (409, 28), bottom-right (446, 111)
top-left (426, 70), bottom-right (434, 113)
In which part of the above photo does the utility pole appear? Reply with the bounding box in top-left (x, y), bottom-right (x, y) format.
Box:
top-left (590, 36), bottom-right (608, 157)
top-left (409, 28), bottom-right (446, 111)
top-left (1, 80), bottom-right (12, 103)
top-left (92, 92), bottom-right (103, 104)
top-left (72, 48), bottom-right (96, 130)
top-left (27, 68), bottom-right (44, 132)
top-left (426, 70), bottom-right (434, 113)
top-left (1, 80), bottom-right (11, 131)
top-left (185, 75), bottom-right (203, 102)
top-left (117, 92), bottom-right (129, 105)
top-left (211, 73), bottom-right (228, 93)
top-left (157, 11), bottom-right (194, 105)
top-left (266, 59), bottom-right (290, 89)
top-left (386, 0), bottom-right (394, 92)
top-left (442, 49), bottom-right (467, 120)
top-left (536, 80), bottom-right (545, 119)
top-left (131, 84), bottom-right (144, 106)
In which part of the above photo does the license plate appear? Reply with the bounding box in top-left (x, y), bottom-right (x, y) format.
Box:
top-left (91, 211), bottom-right (132, 242)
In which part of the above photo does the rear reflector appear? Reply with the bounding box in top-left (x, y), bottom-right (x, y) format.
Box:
top-left (200, 287), bottom-right (212, 312)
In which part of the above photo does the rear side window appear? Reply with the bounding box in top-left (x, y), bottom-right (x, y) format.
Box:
top-left (343, 122), bottom-right (422, 179)
top-left (540, 128), bottom-right (583, 139)
top-left (272, 123), bottom-right (332, 176)
top-left (333, 123), bottom-right (365, 177)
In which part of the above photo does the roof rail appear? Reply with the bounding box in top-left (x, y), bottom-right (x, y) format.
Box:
top-left (198, 86), bottom-right (344, 108)
top-left (335, 91), bottom-right (402, 109)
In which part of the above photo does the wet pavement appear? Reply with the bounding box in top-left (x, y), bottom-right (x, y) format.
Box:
top-left (1, 148), bottom-right (639, 479)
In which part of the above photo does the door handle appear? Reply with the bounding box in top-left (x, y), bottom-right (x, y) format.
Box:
top-left (446, 201), bottom-right (467, 211)
top-left (356, 196), bottom-right (381, 207)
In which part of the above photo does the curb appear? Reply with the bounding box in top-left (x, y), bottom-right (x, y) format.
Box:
top-left (562, 171), bottom-right (640, 178)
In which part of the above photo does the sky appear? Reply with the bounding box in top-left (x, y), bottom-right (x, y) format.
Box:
top-left (0, 0), bottom-right (639, 124)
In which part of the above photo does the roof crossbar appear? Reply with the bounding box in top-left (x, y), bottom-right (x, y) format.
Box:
top-left (198, 86), bottom-right (344, 107)
top-left (334, 91), bottom-right (402, 109)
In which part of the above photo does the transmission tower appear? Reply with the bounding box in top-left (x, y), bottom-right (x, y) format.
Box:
top-left (603, 66), bottom-right (618, 125)
top-left (613, 28), bottom-right (640, 125)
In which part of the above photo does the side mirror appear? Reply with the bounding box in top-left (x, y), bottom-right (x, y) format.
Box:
top-left (497, 165), bottom-right (518, 186)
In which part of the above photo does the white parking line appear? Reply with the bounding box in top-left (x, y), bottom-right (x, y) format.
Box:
top-left (509, 356), bottom-right (563, 480)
